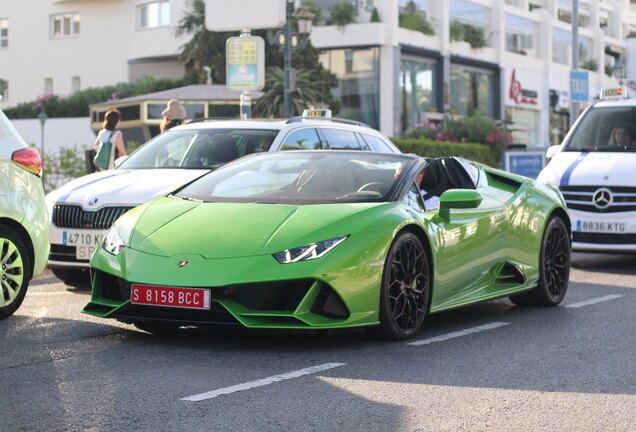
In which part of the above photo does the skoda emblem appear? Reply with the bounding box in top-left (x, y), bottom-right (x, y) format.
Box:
top-left (593, 188), bottom-right (612, 210)
top-left (178, 260), bottom-right (190, 268)
top-left (88, 197), bottom-right (98, 206)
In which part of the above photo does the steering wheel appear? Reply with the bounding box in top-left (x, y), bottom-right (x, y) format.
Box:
top-left (357, 182), bottom-right (390, 195)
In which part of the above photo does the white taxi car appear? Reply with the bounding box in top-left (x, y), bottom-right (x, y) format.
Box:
top-left (538, 87), bottom-right (636, 252)
top-left (45, 111), bottom-right (400, 284)
top-left (0, 107), bottom-right (49, 318)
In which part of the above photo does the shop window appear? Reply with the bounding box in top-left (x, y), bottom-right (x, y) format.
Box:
top-left (319, 47), bottom-right (380, 130)
top-left (51, 13), bottom-right (80, 38)
top-left (450, 66), bottom-right (494, 117)
top-left (506, 106), bottom-right (539, 147)
top-left (400, 55), bottom-right (437, 134)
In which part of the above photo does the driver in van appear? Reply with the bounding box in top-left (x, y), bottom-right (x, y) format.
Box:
top-left (608, 125), bottom-right (635, 147)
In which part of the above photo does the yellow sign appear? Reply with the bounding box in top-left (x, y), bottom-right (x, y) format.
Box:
top-left (226, 36), bottom-right (265, 91)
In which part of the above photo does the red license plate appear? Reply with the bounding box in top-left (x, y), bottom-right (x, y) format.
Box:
top-left (130, 284), bottom-right (211, 310)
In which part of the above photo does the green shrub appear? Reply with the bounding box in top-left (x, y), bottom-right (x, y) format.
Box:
top-left (580, 59), bottom-right (598, 72)
top-left (4, 76), bottom-right (194, 119)
top-left (330, 1), bottom-right (356, 27)
top-left (399, 12), bottom-right (434, 35)
top-left (463, 23), bottom-right (487, 49)
top-left (404, 114), bottom-right (511, 164)
top-left (370, 7), bottom-right (380, 23)
top-left (449, 20), bottom-right (487, 49)
top-left (391, 138), bottom-right (499, 167)
top-left (42, 144), bottom-right (90, 192)
top-left (449, 20), bottom-right (465, 42)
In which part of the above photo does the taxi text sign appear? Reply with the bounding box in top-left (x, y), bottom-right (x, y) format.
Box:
top-left (226, 36), bottom-right (265, 91)
top-left (570, 70), bottom-right (589, 102)
top-left (204, 0), bottom-right (286, 32)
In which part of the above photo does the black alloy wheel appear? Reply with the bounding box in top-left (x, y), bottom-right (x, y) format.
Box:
top-left (510, 216), bottom-right (571, 307)
top-left (373, 232), bottom-right (430, 340)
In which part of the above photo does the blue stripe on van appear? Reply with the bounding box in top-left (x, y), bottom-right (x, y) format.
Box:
top-left (559, 152), bottom-right (589, 186)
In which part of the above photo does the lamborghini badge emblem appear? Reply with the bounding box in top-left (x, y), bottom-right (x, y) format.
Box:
top-left (178, 260), bottom-right (190, 268)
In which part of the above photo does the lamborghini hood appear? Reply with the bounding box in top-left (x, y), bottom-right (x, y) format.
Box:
top-left (128, 197), bottom-right (387, 259)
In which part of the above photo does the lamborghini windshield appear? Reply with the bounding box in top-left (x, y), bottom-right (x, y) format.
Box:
top-left (118, 128), bottom-right (279, 169)
top-left (175, 152), bottom-right (413, 204)
top-left (565, 107), bottom-right (636, 152)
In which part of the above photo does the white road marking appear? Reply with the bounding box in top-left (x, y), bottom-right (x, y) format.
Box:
top-left (565, 294), bottom-right (623, 308)
top-left (181, 362), bottom-right (347, 402)
top-left (407, 322), bottom-right (510, 346)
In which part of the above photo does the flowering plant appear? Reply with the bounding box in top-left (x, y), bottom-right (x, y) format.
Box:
top-left (406, 114), bottom-right (512, 157)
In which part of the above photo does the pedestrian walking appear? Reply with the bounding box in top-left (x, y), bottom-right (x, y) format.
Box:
top-left (93, 109), bottom-right (126, 170)
top-left (160, 99), bottom-right (186, 132)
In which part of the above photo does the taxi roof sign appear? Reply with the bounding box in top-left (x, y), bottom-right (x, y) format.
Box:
top-left (302, 109), bottom-right (332, 118)
top-left (600, 87), bottom-right (628, 100)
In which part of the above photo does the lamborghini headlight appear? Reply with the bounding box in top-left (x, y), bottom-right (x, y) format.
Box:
top-left (103, 227), bottom-right (127, 255)
top-left (273, 235), bottom-right (349, 264)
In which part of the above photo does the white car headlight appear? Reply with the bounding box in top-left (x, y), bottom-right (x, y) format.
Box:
top-left (273, 235), bottom-right (349, 264)
top-left (103, 227), bottom-right (127, 255)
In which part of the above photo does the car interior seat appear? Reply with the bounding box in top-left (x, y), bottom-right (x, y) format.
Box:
top-left (210, 135), bottom-right (240, 163)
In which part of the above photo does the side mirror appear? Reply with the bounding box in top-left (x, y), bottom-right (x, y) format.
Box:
top-left (114, 155), bottom-right (129, 168)
top-left (545, 145), bottom-right (562, 159)
top-left (439, 189), bottom-right (483, 220)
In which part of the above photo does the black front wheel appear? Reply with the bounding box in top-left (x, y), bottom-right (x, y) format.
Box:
top-left (510, 216), bottom-right (571, 307)
top-left (372, 232), bottom-right (430, 340)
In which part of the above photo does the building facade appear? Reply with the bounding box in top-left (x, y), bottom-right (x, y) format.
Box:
top-left (0, 0), bottom-right (189, 109)
top-left (2, 0), bottom-right (636, 146)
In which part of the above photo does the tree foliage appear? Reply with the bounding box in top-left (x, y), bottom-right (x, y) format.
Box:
top-left (176, 0), bottom-right (340, 116)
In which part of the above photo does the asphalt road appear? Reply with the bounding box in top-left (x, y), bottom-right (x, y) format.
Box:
top-left (1, 253), bottom-right (634, 432)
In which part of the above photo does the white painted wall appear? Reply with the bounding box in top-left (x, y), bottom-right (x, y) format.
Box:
top-left (11, 117), bottom-right (95, 156)
top-left (0, 0), bottom-right (190, 108)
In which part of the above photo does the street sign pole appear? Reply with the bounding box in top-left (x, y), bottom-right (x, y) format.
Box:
top-left (570, 0), bottom-right (579, 128)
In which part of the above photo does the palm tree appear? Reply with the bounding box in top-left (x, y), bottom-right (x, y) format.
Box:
top-left (254, 67), bottom-right (326, 118)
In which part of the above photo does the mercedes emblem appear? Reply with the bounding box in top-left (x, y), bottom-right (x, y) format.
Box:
top-left (592, 188), bottom-right (612, 210)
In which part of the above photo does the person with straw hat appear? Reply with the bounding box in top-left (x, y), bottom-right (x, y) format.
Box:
top-left (160, 99), bottom-right (186, 133)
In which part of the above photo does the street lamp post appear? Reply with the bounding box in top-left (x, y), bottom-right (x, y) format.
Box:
top-left (271, 0), bottom-right (314, 118)
top-left (38, 110), bottom-right (48, 181)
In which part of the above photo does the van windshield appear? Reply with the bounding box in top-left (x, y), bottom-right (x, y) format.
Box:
top-left (565, 107), bottom-right (636, 152)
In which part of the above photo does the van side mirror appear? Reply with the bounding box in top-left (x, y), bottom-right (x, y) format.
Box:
top-left (546, 145), bottom-right (562, 159)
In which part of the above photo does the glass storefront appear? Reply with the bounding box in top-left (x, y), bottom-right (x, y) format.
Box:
top-left (506, 106), bottom-right (540, 147)
top-left (450, 65), bottom-right (494, 117)
top-left (319, 47), bottom-right (380, 129)
top-left (400, 55), bottom-right (437, 133)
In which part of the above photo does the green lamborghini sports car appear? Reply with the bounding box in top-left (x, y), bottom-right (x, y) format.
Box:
top-left (84, 151), bottom-right (571, 340)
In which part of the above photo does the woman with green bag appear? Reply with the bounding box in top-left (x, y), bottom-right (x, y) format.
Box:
top-left (93, 109), bottom-right (126, 170)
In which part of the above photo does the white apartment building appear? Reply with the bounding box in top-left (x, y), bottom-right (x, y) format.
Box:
top-left (2, 0), bottom-right (636, 146)
top-left (0, 0), bottom-right (190, 108)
